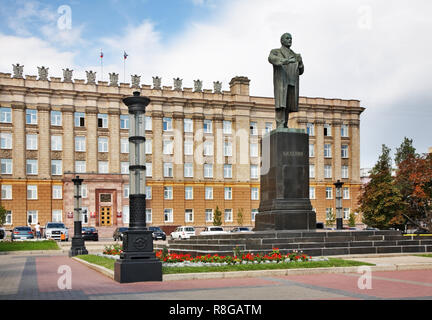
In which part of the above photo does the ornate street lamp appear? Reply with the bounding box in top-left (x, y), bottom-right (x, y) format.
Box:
top-left (334, 180), bottom-right (344, 230)
top-left (69, 175), bottom-right (88, 257)
top-left (114, 91), bottom-right (162, 283)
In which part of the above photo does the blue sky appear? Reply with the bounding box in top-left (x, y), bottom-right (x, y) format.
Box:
top-left (0, 0), bottom-right (431, 168)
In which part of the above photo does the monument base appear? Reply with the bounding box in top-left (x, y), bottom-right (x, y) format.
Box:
top-left (254, 210), bottom-right (316, 231)
top-left (114, 258), bottom-right (163, 283)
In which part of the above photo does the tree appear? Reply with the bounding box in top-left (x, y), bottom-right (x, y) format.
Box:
top-left (394, 137), bottom-right (417, 167)
top-left (213, 206), bottom-right (222, 226)
top-left (325, 208), bottom-right (336, 227)
top-left (358, 144), bottom-right (404, 229)
top-left (0, 205), bottom-right (6, 226)
top-left (348, 212), bottom-right (357, 227)
top-left (236, 208), bottom-right (244, 226)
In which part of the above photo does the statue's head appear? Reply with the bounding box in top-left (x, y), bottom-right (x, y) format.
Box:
top-left (280, 33), bottom-right (292, 48)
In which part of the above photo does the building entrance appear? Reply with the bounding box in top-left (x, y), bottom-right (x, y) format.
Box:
top-left (100, 206), bottom-right (112, 226)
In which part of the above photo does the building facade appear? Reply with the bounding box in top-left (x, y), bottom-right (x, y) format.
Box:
top-left (0, 67), bottom-right (365, 234)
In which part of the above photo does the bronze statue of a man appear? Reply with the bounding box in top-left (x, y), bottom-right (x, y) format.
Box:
top-left (269, 33), bottom-right (304, 128)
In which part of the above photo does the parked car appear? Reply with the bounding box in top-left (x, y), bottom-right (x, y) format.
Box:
top-left (11, 226), bottom-right (34, 240)
top-left (44, 222), bottom-right (68, 241)
top-left (82, 227), bottom-right (98, 241)
top-left (316, 222), bottom-right (325, 229)
top-left (0, 227), bottom-right (5, 240)
top-left (364, 227), bottom-right (379, 231)
top-left (113, 227), bottom-right (128, 241)
top-left (200, 226), bottom-right (228, 236)
top-left (148, 226), bottom-right (166, 240)
top-left (230, 227), bottom-right (252, 233)
top-left (171, 226), bottom-right (196, 240)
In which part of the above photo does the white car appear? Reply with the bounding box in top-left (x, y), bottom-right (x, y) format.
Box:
top-left (200, 226), bottom-right (228, 236)
top-left (44, 222), bottom-right (69, 241)
top-left (171, 226), bottom-right (196, 240)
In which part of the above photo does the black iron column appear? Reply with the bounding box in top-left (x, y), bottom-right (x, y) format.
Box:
top-left (334, 179), bottom-right (344, 230)
top-left (69, 175), bottom-right (88, 257)
top-left (114, 91), bottom-right (162, 283)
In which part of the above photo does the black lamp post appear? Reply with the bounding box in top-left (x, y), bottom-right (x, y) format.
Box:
top-left (114, 91), bottom-right (162, 283)
top-left (334, 179), bottom-right (344, 230)
top-left (69, 175), bottom-right (88, 257)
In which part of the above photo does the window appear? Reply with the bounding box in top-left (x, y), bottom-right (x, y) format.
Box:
top-left (341, 124), bottom-right (349, 137)
top-left (121, 162), bottom-right (129, 174)
top-left (343, 187), bottom-right (350, 199)
top-left (185, 186), bottom-right (193, 200)
top-left (121, 138), bottom-right (129, 153)
top-left (75, 136), bottom-right (86, 152)
top-left (224, 164), bottom-right (232, 178)
top-left (223, 120), bottom-right (232, 134)
top-left (146, 209), bottom-right (152, 223)
top-left (343, 208), bottom-right (350, 220)
top-left (203, 119), bottom-right (212, 133)
top-left (98, 161), bottom-right (109, 173)
top-left (204, 163), bottom-right (213, 178)
top-left (324, 165), bottom-right (332, 178)
top-left (97, 114), bottom-right (108, 128)
top-left (0, 107), bottom-right (12, 123)
top-left (326, 187), bottom-right (333, 199)
top-left (203, 141), bottom-right (213, 156)
top-left (27, 210), bottom-right (38, 225)
top-left (52, 210), bottom-right (62, 223)
top-left (324, 123), bottom-right (332, 136)
top-left (27, 185), bottom-right (38, 199)
top-left (51, 160), bottom-right (62, 175)
top-left (145, 139), bottom-right (151, 154)
top-left (341, 145), bottom-right (349, 158)
top-left (184, 163), bottom-right (193, 178)
top-left (0, 133), bottom-right (12, 149)
top-left (163, 139), bottom-right (173, 154)
top-left (184, 140), bottom-right (193, 155)
top-left (205, 209), bottom-right (213, 222)
top-left (74, 112), bottom-right (85, 127)
top-left (185, 209), bottom-right (194, 222)
top-left (307, 123), bottom-right (314, 136)
top-left (250, 165), bottom-right (259, 179)
top-left (224, 209), bottom-right (233, 222)
top-left (145, 186), bottom-right (151, 199)
top-left (75, 161), bottom-right (86, 173)
top-left (164, 162), bottom-right (173, 177)
top-left (309, 187), bottom-right (315, 199)
top-left (146, 162), bottom-right (152, 176)
top-left (26, 160), bottom-right (38, 175)
top-left (342, 165), bottom-right (349, 179)
top-left (251, 187), bottom-right (259, 200)
top-left (26, 109), bottom-right (37, 124)
top-left (164, 209), bottom-right (173, 222)
top-left (265, 122), bottom-right (273, 134)
top-left (163, 117), bottom-right (172, 131)
top-left (205, 187), bottom-right (213, 200)
top-left (98, 137), bottom-right (109, 152)
top-left (309, 144), bottom-right (314, 157)
top-left (184, 118), bottom-right (193, 132)
top-left (145, 116), bottom-right (152, 131)
top-left (122, 206), bottom-right (130, 224)
top-left (224, 141), bottom-right (232, 157)
top-left (50, 111), bottom-right (62, 126)
top-left (326, 208), bottom-right (334, 220)
top-left (81, 184), bottom-right (88, 198)
top-left (224, 187), bottom-right (232, 200)
top-left (309, 164), bottom-right (315, 179)
top-left (250, 143), bottom-right (258, 157)
top-left (250, 122), bottom-right (258, 136)
top-left (52, 185), bottom-right (62, 199)
top-left (250, 209), bottom-right (259, 222)
top-left (51, 135), bottom-right (62, 151)
top-left (120, 115), bottom-right (129, 129)
top-left (26, 134), bottom-right (38, 150)
top-left (1, 185), bottom-right (12, 199)
top-left (5, 211), bottom-right (12, 225)
top-left (324, 144), bottom-right (332, 158)
top-left (164, 186), bottom-right (173, 199)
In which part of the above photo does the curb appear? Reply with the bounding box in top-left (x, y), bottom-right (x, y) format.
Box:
top-left (70, 256), bottom-right (432, 282)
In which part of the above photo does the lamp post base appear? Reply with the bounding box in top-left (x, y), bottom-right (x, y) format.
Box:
top-left (114, 258), bottom-right (162, 283)
top-left (68, 237), bottom-right (88, 257)
top-left (336, 218), bottom-right (343, 230)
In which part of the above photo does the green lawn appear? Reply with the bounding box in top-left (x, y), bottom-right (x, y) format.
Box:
top-left (416, 254), bottom-right (432, 258)
top-left (76, 254), bottom-right (374, 274)
top-left (0, 240), bottom-right (59, 252)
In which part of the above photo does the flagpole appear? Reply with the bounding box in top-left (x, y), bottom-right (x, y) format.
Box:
top-left (101, 49), bottom-right (103, 82)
